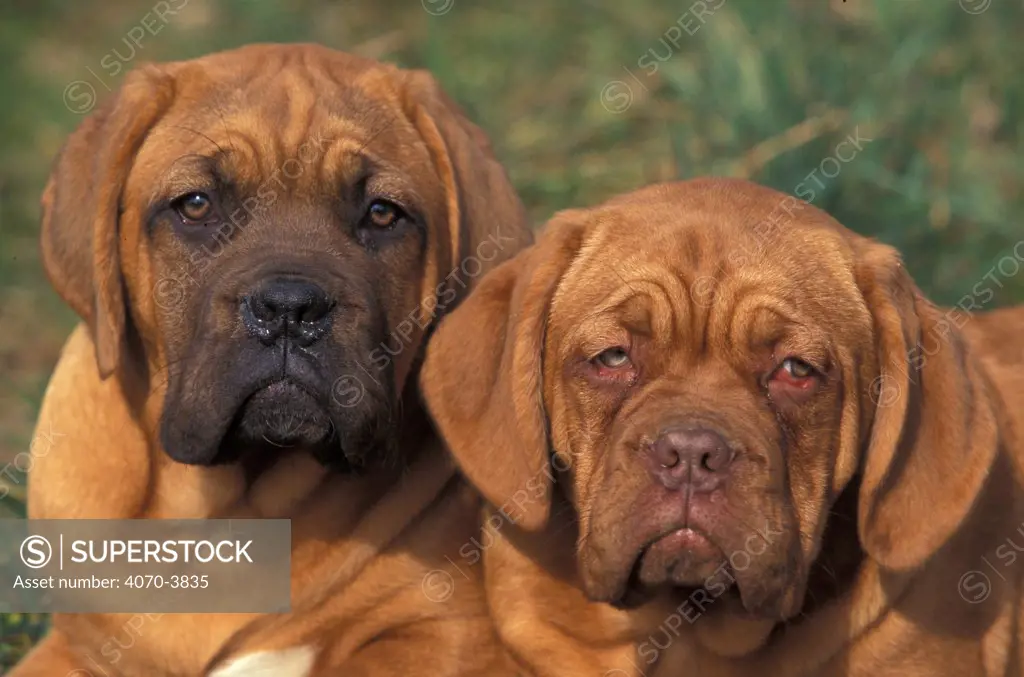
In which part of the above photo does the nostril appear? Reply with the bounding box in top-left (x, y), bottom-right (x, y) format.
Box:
top-left (263, 297), bottom-right (283, 316)
top-left (700, 451), bottom-right (714, 472)
top-left (248, 295), bottom-right (274, 322)
top-left (242, 294), bottom-right (276, 324)
top-left (650, 436), bottom-right (682, 469)
top-left (706, 444), bottom-right (733, 472)
top-left (301, 296), bottom-right (332, 324)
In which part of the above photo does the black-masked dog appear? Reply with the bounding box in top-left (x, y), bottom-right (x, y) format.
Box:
top-left (13, 43), bottom-right (532, 677)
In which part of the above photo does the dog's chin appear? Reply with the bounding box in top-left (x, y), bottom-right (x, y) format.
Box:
top-left (604, 528), bottom-right (783, 621)
top-left (638, 528), bottom-right (728, 588)
top-left (162, 378), bottom-right (352, 471)
top-left (589, 518), bottom-right (801, 623)
top-left (605, 527), bottom-right (729, 610)
top-left (217, 380), bottom-right (339, 465)
top-left (162, 355), bottom-right (400, 471)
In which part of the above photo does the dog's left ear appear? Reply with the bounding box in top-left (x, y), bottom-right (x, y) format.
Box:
top-left (400, 69), bottom-right (533, 300)
top-left (40, 65), bottom-right (174, 378)
top-left (854, 241), bottom-right (999, 570)
top-left (421, 212), bottom-right (589, 531)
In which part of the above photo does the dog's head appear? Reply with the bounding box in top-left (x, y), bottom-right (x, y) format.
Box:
top-left (41, 43), bottom-right (531, 469)
top-left (423, 178), bottom-right (997, 652)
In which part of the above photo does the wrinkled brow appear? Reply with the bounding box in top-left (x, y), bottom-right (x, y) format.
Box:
top-left (148, 151), bottom-right (232, 211)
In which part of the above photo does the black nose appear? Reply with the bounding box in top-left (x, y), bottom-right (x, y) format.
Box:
top-left (242, 278), bottom-right (332, 346)
top-left (646, 426), bottom-right (734, 492)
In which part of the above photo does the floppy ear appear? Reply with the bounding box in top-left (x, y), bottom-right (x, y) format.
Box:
top-left (421, 214), bottom-right (588, 530)
top-left (40, 66), bottom-right (173, 378)
top-left (854, 242), bottom-right (999, 570)
top-left (400, 69), bottom-right (533, 299)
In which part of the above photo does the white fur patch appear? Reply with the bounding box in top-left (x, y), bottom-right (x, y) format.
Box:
top-left (209, 646), bottom-right (316, 677)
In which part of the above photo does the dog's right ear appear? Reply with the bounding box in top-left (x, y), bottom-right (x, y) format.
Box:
top-left (399, 68), bottom-right (534, 302)
top-left (421, 212), bottom-right (589, 531)
top-left (40, 66), bottom-right (173, 378)
top-left (853, 240), bottom-right (999, 570)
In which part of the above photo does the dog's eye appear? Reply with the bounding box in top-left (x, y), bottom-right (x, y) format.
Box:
top-left (584, 346), bottom-right (638, 386)
top-left (594, 347), bottom-right (631, 370)
top-left (173, 192), bottom-right (214, 223)
top-left (767, 357), bottom-right (822, 406)
top-left (364, 200), bottom-right (405, 229)
top-left (773, 357), bottom-right (817, 382)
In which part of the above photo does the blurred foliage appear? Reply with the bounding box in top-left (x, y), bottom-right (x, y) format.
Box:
top-left (1, 0), bottom-right (1022, 668)
top-left (1, 613), bottom-right (48, 668)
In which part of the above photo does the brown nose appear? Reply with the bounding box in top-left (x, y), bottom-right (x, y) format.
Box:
top-left (647, 427), bottom-right (734, 492)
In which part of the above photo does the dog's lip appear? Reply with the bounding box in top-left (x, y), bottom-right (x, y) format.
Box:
top-left (640, 526), bottom-right (723, 576)
top-left (642, 523), bottom-right (716, 554)
top-left (658, 526), bottom-right (715, 552)
top-left (615, 526), bottom-right (731, 604)
top-left (258, 378), bottom-right (316, 399)
top-left (633, 527), bottom-right (786, 621)
top-left (238, 355), bottom-right (330, 406)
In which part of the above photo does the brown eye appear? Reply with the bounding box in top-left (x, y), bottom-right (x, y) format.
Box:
top-left (174, 192), bottom-right (214, 222)
top-left (366, 200), bottom-right (404, 229)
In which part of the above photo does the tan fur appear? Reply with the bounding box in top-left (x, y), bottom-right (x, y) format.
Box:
top-left (13, 44), bottom-right (532, 677)
top-left (422, 178), bottom-right (1024, 676)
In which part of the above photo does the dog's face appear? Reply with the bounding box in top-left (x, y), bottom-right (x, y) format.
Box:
top-left (42, 44), bottom-right (530, 469)
top-left (424, 178), bottom-right (996, 652)
top-left (538, 187), bottom-right (874, 617)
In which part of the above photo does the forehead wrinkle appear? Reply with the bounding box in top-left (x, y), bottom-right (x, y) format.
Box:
top-left (321, 115), bottom-right (407, 182)
top-left (320, 131), bottom-right (369, 189)
top-left (606, 221), bottom-right (729, 352)
top-left (366, 167), bottom-right (427, 210)
top-left (607, 265), bottom-right (684, 343)
top-left (716, 287), bottom-right (806, 360)
top-left (562, 270), bottom-right (681, 351)
top-left (204, 112), bottom-right (279, 182)
top-left (162, 119), bottom-right (233, 159)
top-left (549, 215), bottom-right (611, 313)
top-left (152, 153), bottom-right (221, 201)
top-left (279, 66), bottom-right (317, 154)
top-left (214, 130), bottom-right (264, 186)
top-left (561, 309), bottom-right (620, 356)
top-left (326, 147), bottom-right (368, 194)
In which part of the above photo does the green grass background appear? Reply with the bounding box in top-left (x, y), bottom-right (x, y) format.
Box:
top-left (2, 0), bottom-right (1023, 668)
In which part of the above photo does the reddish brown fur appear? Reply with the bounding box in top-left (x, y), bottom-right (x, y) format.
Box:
top-left (422, 178), bottom-right (1024, 676)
